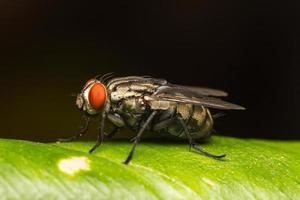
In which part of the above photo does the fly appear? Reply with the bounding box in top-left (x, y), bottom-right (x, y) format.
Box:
top-left (59, 74), bottom-right (245, 164)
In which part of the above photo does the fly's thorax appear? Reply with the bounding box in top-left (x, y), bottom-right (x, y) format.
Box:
top-left (110, 90), bottom-right (143, 102)
top-left (109, 84), bottom-right (145, 103)
top-left (107, 76), bottom-right (166, 103)
top-left (107, 77), bottom-right (171, 112)
top-left (109, 99), bottom-right (145, 129)
top-left (122, 97), bottom-right (146, 113)
top-left (106, 76), bottom-right (167, 92)
top-left (107, 76), bottom-right (148, 91)
top-left (107, 113), bottom-right (125, 127)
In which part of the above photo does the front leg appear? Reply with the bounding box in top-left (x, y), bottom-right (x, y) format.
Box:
top-left (58, 115), bottom-right (90, 142)
top-left (89, 110), bottom-right (107, 153)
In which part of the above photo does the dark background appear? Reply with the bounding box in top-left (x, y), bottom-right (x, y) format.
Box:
top-left (0, 0), bottom-right (299, 141)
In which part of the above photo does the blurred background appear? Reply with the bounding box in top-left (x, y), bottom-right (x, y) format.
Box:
top-left (0, 0), bottom-right (298, 141)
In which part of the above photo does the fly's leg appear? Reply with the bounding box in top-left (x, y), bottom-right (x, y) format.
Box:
top-left (89, 126), bottom-right (119, 153)
top-left (124, 111), bottom-right (157, 165)
top-left (178, 117), bottom-right (226, 159)
top-left (212, 113), bottom-right (226, 119)
top-left (89, 111), bottom-right (108, 153)
top-left (57, 115), bottom-right (90, 142)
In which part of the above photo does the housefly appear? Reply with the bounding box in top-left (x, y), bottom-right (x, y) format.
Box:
top-left (59, 73), bottom-right (245, 164)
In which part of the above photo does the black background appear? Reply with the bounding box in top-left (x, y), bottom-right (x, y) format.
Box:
top-left (0, 0), bottom-right (299, 141)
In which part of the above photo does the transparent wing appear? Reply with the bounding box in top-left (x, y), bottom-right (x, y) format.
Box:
top-left (175, 85), bottom-right (228, 97)
top-left (156, 84), bottom-right (228, 97)
top-left (152, 84), bottom-right (244, 110)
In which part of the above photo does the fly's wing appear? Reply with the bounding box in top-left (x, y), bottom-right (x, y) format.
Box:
top-left (151, 85), bottom-right (245, 110)
top-left (153, 94), bottom-right (245, 110)
top-left (156, 84), bottom-right (228, 97)
top-left (174, 85), bottom-right (228, 97)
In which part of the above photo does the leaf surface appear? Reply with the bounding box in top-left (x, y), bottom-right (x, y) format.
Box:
top-left (0, 136), bottom-right (299, 199)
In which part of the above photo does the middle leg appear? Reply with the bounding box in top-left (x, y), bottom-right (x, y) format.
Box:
top-left (123, 111), bottom-right (158, 164)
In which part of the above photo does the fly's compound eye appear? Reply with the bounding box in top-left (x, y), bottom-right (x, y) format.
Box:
top-left (88, 83), bottom-right (106, 110)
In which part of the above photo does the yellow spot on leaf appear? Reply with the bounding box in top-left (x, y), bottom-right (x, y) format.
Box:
top-left (58, 156), bottom-right (90, 175)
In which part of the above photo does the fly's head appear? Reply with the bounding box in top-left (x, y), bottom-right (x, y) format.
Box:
top-left (76, 78), bottom-right (107, 115)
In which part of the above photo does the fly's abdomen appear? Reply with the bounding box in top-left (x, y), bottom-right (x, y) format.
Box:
top-left (166, 105), bottom-right (214, 140)
top-left (187, 106), bottom-right (213, 139)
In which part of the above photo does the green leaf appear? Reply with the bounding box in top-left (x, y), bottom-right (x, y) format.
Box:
top-left (0, 136), bottom-right (299, 199)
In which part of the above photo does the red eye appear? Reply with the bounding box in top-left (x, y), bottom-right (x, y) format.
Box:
top-left (88, 83), bottom-right (106, 109)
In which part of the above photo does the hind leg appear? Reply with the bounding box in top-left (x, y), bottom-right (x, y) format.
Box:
top-left (177, 117), bottom-right (225, 159)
